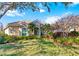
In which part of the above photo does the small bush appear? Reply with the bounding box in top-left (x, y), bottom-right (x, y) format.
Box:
top-left (12, 36), bottom-right (26, 40)
top-left (55, 37), bottom-right (75, 46)
top-left (74, 37), bottom-right (79, 44)
top-left (3, 35), bottom-right (14, 43)
top-left (27, 35), bottom-right (39, 39)
top-left (68, 31), bottom-right (79, 37)
top-left (48, 32), bottom-right (53, 35)
top-left (0, 36), bottom-right (5, 44)
top-left (0, 34), bottom-right (39, 44)
top-left (0, 31), bottom-right (5, 36)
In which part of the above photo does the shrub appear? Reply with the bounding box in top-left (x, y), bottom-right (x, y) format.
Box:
top-left (55, 37), bottom-right (75, 46)
top-left (48, 32), bottom-right (53, 35)
top-left (13, 35), bottom-right (39, 40)
top-left (53, 32), bottom-right (62, 39)
top-left (41, 32), bottom-right (53, 39)
top-left (0, 34), bottom-right (14, 44)
top-left (73, 37), bottom-right (79, 44)
top-left (3, 35), bottom-right (14, 43)
top-left (12, 36), bottom-right (25, 40)
top-left (0, 36), bottom-right (5, 44)
top-left (68, 31), bottom-right (79, 37)
top-left (0, 31), bottom-right (5, 36)
top-left (27, 35), bottom-right (39, 39)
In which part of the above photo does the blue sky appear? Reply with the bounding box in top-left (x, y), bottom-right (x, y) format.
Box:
top-left (0, 2), bottom-right (79, 27)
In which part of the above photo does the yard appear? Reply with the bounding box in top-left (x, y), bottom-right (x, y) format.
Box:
top-left (1, 2), bottom-right (79, 56)
top-left (0, 38), bottom-right (79, 56)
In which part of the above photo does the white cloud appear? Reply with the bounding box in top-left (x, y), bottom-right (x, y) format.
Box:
top-left (40, 9), bottom-right (45, 13)
top-left (6, 10), bottom-right (25, 17)
top-left (69, 2), bottom-right (79, 7)
top-left (45, 16), bottom-right (61, 24)
top-left (73, 2), bottom-right (79, 5)
top-left (62, 11), bottom-right (72, 17)
top-left (45, 11), bottom-right (72, 24)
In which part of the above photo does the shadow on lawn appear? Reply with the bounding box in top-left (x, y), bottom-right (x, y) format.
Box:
top-left (37, 39), bottom-right (54, 46)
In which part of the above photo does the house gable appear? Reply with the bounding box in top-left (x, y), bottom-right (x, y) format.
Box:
top-left (4, 21), bottom-right (31, 36)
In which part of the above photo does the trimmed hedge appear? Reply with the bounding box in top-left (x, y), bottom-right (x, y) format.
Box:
top-left (0, 34), bottom-right (39, 44)
top-left (12, 35), bottom-right (39, 40)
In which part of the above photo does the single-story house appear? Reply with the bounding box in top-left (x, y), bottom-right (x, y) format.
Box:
top-left (4, 21), bottom-right (31, 36)
top-left (4, 20), bottom-right (43, 36)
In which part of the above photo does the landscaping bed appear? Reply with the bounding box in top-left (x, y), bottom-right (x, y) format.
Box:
top-left (0, 38), bottom-right (79, 56)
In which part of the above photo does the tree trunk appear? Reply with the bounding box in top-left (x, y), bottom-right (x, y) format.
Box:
top-left (38, 25), bottom-right (41, 38)
top-left (0, 3), bottom-right (14, 19)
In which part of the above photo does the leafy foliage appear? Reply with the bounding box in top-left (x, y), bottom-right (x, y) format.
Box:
top-left (69, 31), bottom-right (79, 37)
top-left (0, 2), bottom-right (73, 19)
top-left (0, 38), bottom-right (79, 56)
top-left (0, 34), bottom-right (39, 44)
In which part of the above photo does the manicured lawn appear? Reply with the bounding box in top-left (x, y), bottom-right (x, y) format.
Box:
top-left (0, 38), bottom-right (79, 56)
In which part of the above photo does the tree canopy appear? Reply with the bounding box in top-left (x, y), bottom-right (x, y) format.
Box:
top-left (0, 2), bottom-right (73, 19)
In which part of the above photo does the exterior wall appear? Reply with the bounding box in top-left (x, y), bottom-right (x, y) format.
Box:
top-left (76, 27), bottom-right (79, 32)
top-left (5, 27), bottom-right (20, 36)
top-left (5, 28), bottom-right (10, 35)
top-left (19, 28), bottom-right (22, 36)
top-left (5, 26), bottom-right (29, 36)
top-left (9, 27), bottom-right (20, 36)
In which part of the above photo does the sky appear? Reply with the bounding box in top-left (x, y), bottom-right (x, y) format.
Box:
top-left (0, 2), bottom-right (79, 27)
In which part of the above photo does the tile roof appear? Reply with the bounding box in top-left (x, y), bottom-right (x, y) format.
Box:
top-left (4, 20), bottom-right (32, 30)
top-left (7, 21), bottom-right (31, 27)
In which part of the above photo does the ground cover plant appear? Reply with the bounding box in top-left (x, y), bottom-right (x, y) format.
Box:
top-left (0, 35), bottom-right (79, 56)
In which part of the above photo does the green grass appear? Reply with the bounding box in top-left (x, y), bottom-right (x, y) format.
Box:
top-left (0, 38), bottom-right (79, 56)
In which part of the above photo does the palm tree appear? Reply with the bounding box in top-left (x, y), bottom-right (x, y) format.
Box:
top-left (41, 24), bottom-right (52, 38)
top-left (42, 24), bottom-right (51, 34)
top-left (0, 2), bottom-right (73, 19)
top-left (0, 22), bottom-right (3, 31)
top-left (28, 22), bottom-right (36, 35)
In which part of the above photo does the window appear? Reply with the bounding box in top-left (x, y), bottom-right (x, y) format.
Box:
top-left (22, 28), bottom-right (27, 36)
top-left (9, 28), bottom-right (16, 33)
